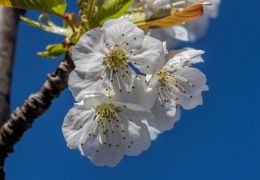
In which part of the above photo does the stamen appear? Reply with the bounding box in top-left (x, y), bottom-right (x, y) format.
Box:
top-left (156, 69), bottom-right (194, 106)
top-left (102, 45), bottom-right (140, 92)
top-left (92, 103), bottom-right (131, 148)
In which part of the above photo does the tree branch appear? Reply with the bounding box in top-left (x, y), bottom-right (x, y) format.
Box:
top-left (0, 7), bottom-right (25, 127)
top-left (0, 54), bottom-right (74, 179)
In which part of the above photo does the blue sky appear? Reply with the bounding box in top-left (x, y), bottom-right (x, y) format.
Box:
top-left (5, 0), bottom-right (260, 179)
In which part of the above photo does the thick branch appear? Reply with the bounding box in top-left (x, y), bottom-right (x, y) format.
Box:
top-left (0, 7), bottom-right (25, 127)
top-left (0, 54), bottom-right (74, 179)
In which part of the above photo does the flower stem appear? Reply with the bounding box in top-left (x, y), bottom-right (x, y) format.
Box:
top-left (86, 0), bottom-right (97, 22)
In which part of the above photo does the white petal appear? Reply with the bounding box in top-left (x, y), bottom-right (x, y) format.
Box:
top-left (147, 28), bottom-right (180, 48)
top-left (113, 76), bottom-right (157, 109)
top-left (72, 28), bottom-right (105, 55)
top-left (177, 93), bottom-right (204, 110)
top-left (80, 129), bottom-right (125, 167)
top-left (185, 16), bottom-right (209, 41)
top-left (73, 52), bottom-right (104, 74)
top-left (165, 26), bottom-right (189, 41)
top-left (62, 106), bottom-right (94, 149)
top-left (162, 41), bottom-right (168, 54)
top-left (119, 108), bottom-right (152, 156)
top-left (174, 67), bottom-right (209, 109)
top-left (133, 77), bottom-right (157, 109)
top-left (142, 120), bottom-right (160, 141)
top-left (175, 67), bottom-right (208, 95)
top-left (125, 120), bottom-right (151, 156)
top-left (150, 98), bottom-right (181, 132)
top-left (68, 71), bottom-right (107, 101)
top-left (122, 35), bottom-right (144, 52)
top-left (113, 98), bottom-right (152, 114)
top-left (81, 94), bottom-right (108, 108)
top-left (166, 48), bottom-right (205, 66)
top-left (72, 28), bottom-right (106, 75)
top-left (103, 19), bottom-right (144, 46)
top-left (129, 35), bottom-right (165, 77)
top-left (147, 74), bottom-right (160, 92)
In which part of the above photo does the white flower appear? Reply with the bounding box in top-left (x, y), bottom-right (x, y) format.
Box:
top-left (64, 13), bottom-right (211, 166)
top-left (70, 19), bottom-right (165, 101)
top-left (62, 94), bottom-right (156, 167)
top-left (147, 25), bottom-right (189, 48)
top-left (147, 48), bottom-right (208, 131)
top-left (184, 0), bottom-right (221, 41)
top-left (142, 0), bottom-right (189, 46)
top-left (140, 0), bottom-right (221, 45)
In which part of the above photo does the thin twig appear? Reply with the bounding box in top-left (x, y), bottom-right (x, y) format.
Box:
top-left (0, 54), bottom-right (74, 179)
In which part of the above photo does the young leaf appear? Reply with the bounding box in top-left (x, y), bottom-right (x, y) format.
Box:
top-left (136, 3), bottom-right (204, 29)
top-left (20, 14), bottom-right (73, 37)
top-left (20, 15), bottom-right (40, 28)
top-left (38, 43), bottom-right (67, 58)
top-left (0, 0), bottom-right (67, 16)
top-left (94, 0), bottom-right (135, 26)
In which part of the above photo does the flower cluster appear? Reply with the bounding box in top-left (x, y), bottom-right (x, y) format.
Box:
top-left (62, 18), bottom-right (208, 166)
top-left (141, 0), bottom-right (221, 46)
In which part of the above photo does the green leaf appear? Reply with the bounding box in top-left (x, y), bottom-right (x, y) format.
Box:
top-left (94, 0), bottom-right (134, 26)
top-left (20, 15), bottom-right (40, 27)
top-left (38, 43), bottom-right (67, 58)
top-left (20, 14), bottom-right (73, 37)
top-left (0, 0), bottom-right (67, 15)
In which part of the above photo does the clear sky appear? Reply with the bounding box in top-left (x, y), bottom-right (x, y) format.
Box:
top-left (5, 0), bottom-right (260, 179)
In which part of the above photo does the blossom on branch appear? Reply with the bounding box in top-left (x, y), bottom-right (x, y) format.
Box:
top-left (70, 19), bottom-right (165, 101)
top-left (62, 94), bottom-right (155, 166)
top-left (63, 15), bottom-right (209, 166)
top-left (147, 48), bottom-right (208, 131)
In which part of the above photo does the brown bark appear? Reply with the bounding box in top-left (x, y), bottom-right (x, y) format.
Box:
top-left (0, 7), bottom-right (24, 127)
top-left (0, 54), bottom-right (74, 179)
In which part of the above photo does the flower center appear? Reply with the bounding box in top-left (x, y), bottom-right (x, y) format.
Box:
top-left (156, 70), bottom-right (194, 106)
top-left (101, 47), bottom-right (135, 93)
top-left (156, 71), bottom-right (170, 87)
top-left (84, 103), bottom-right (134, 151)
top-left (95, 103), bottom-right (121, 121)
top-left (103, 48), bottom-right (127, 70)
top-left (94, 103), bottom-right (122, 138)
